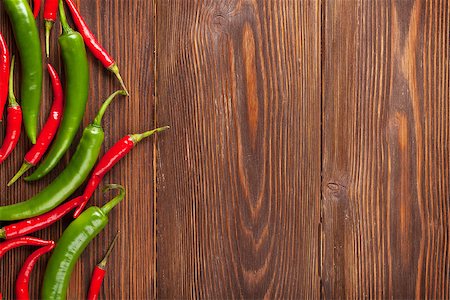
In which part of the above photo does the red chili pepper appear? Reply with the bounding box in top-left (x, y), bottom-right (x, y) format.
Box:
top-left (87, 232), bottom-right (119, 300)
top-left (0, 236), bottom-right (53, 258)
top-left (73, 126), bottom-right (169, 217)
top-left (0, 56), bottom-right (22, 163)
top-left (64, 0), bottom-right (129, 94)
top-left (0, 33), bottom-right (9, 122)
top-left (8, 63), bottom-right (63, 186)
top-left (43, 0), bottom-right (58, 57)
top-left (33, 0), bottom-right (41, 18)
top-left (15, 243), bottom-right (55, 300)
top-left (0, 196), bottom-right (83, 240)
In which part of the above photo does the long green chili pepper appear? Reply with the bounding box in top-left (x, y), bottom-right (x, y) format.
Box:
top-left (3, 0), bottom-right (43, 144)
top-left (41, 184), bottom-right (125, 300)
top-left (0, 90), bottom-right (126, 221)
top-left (25, 0), bottom-right (89, 180)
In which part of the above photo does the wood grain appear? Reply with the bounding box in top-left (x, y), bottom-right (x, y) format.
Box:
top-left (0, 0), bottom-right (156, 299)
top-left (155, 0), bottom-right (321, 298)
top-left (322, 0), bottom-right (450, 298)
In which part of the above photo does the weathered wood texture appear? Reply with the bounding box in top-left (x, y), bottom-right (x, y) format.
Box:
top-left (322, 0), bottom-right (450, 299)
top-left (0, 0), bottom-right (155, 299)
top-left (155, 0), bottom-right (321, 298)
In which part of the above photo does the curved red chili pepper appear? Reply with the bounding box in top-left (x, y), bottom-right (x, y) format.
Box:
top-left (0, 56), bottom-right (22, 163)
top-left (0, 33), bottom-right (9, 122)
top-left (33, 0), bottom-right (41, 18)
top-left (73, 126), bottom-right (169, 218)
top-left (0, 236), bottom-right (53, 258)
top-left (64, 0), bottom-right (128, 94)
top-left (44, 0), bottom-right (58, 57)
top-left (0, 196), bottom-right (83, 240)
top-left (15, 243), bottom-right (55, 300)
top-left (8, 64), bottom-right (63, 185)
top-left (87, 233), bottom-right (119, 300)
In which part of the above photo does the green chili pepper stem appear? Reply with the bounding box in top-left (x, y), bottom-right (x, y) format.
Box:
top-left (108, 64), bottom-right (129, 96)
top-left (58, 0), bottom-right (73, 34)
top-left (8, 162), bottom-right (32, 186)
top-left (100, 184), bottom-right (125, 215)
top-left (98, 231), bottom-right (120, 269)
top-left (45, 21), bottom-right (53, 57)
top-left (93, 90), bottom-right (127, 126)
top-left (8, 55), bottom-right (18, 107)
top-left (130, 126), bottom-right (170, 144)
top-left (0, 228), bottom-right (5, 239)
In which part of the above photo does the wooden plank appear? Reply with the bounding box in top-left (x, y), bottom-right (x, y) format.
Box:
top-left (156, 0), bottom-right (321, 298)
top-left (0, 0), bottom-right (155, 298)
top-left (322, 0), bottom-right (450, 298)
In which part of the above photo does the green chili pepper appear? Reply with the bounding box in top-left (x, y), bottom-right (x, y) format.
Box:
top-left (25, 0), bottom-right (89, 180)
top-left (3, 0), bottom-right (43, 144)
top-left (41, 184), bottom-right (125, 300)
top-left (0, 90), bottom-right (126, 221)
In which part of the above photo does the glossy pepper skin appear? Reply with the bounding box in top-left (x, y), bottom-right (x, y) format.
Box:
top-left (87, 233), bottom-right (119, 300)
top-left (0, 33), bottom-right (9, 121)
top-left (8, 63), bottom-right (64, 185)
top-left (0, 90), bottom-right (126, 221)
top-left (0, 56), bottom-right (22, 163)
top-left (41, 185), bottom-right (125, 300)
top-left (26, 0), bottom-right (89, 181)
top-left (64, 0), bottom-right (128, 94)
top-left (32, 0), bottom-right (41, 17)
top-left (15, 243), bottom-right (55, 300)
top-left (44, 0), bottom-right (58, 57)
top-left (74, 126), bottom-right (169, 217)
top-left (3, 0), bottom-right (43, 144)
top-left (0, 236), bottom-right (53, 258)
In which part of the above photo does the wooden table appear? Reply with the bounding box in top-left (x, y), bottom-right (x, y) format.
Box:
top-left (0, 0), bottom-right (449, 299)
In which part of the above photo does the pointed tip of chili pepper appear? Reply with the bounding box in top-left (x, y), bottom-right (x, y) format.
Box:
top-left (98, 232), bottom-right (120, 269)
top-left (130, 126), bottom-right (170, 144)
top-left (100, 184), bottom-right (126, 215)
top-left (45, 21), bottom-right (54, 58)
top-left (8, 163), bottom-right (33, 186)
top-left (109, 64), bottom-right (129, 96)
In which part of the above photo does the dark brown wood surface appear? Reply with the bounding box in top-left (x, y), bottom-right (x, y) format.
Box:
top-left (0, 0), bottom-right (449, 299)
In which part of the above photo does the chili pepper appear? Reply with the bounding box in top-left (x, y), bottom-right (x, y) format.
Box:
top-left (64, 0), bottom-right (128, 94)
top-left (41, 184), bottom-right (125, 300)
top-left (8, 63), bottom-right (64, 186)
top-left (87, 232), bottom-right (119, 300)
top-left (0, 56), bottom-right (22, 163)
top-left (0, 196), bottom-right (84, 240)
top-left (0, 127), bottom-right (167, 236)
top-left (3, 0), bottom-right (43, 144)
top-left (0, 33), bottom-right (9, 122)
top-left (44, 0), bottom-right (58, 57)
top-left (0, 236), bottom-right (53, 258)
top-left (25, 0), bottom-right (89, 180)
top-left (15, 243), bottom-right (55, 300)
top-left (74, 125), bottom-right (169, 217)
top-left (32, 0), bottom-right (41, 17)
top-left (0, 90), bottom-right (126, 221)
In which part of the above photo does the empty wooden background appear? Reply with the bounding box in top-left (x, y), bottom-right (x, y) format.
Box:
top-left (0, 0), bottom-right (449, 299)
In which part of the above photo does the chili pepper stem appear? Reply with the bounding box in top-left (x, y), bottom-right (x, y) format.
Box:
top-left (93, 90), bottom-right (127, 126)
top-left (130, 126), bottom-right (170, 143)
top-left (8, 162), bottom-right (33, 186)
top-left (8, 56), bottom-right (18, 107)
top-left (0, 229), bottom-right (5, 239)
top-left (45, 21), bottom-right (54, 57)
top-left (98, 232), bottom-right (119, 269)
top-left (100, 184), bottom-right (125, 215)
top-left (58, 0), bottom-right (73, 34)
top-left (108, 64), bottom-right (129, 96)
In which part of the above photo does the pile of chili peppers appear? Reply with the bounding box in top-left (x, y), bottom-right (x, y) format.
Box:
top-left (0, 0), bottom-right (168, 299)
